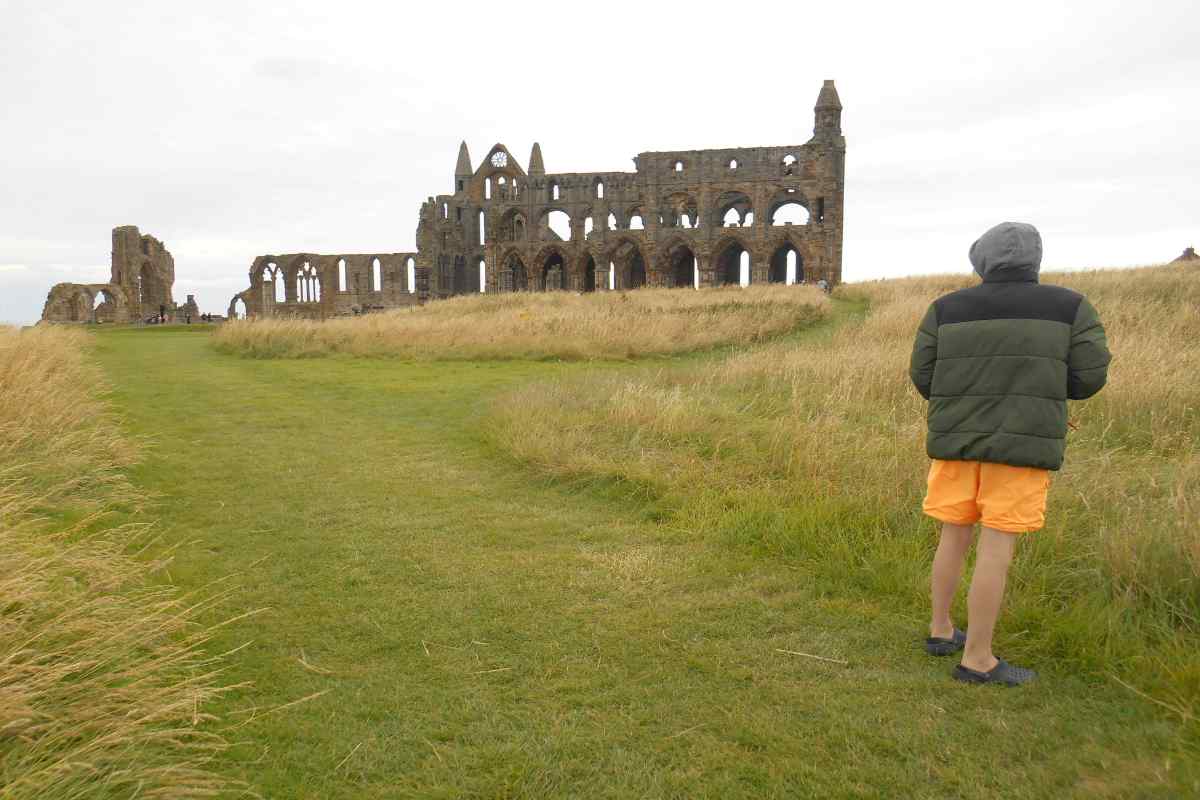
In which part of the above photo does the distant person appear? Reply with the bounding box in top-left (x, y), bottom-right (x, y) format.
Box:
top-left (817, 278), bottom-right (829, 293)
top-left (909, 222), bottom-right (1110, 686)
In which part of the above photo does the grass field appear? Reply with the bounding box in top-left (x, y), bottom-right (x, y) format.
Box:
top-left (61, 268), bottom-right (1198, 798)
top-left (211, 285), bottom-right (829, 360)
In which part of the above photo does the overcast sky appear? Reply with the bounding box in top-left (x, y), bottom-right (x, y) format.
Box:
top-left (2, 0), bottom-right (1197, 323)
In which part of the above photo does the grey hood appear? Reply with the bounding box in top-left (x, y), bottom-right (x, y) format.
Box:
top-left (969, 222), bottom-right (1042, 282)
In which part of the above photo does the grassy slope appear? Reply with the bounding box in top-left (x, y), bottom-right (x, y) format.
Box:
top-left (93, 323), bottom-right (1197, 799)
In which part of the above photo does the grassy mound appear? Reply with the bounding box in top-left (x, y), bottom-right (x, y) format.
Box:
top-left (211, 285), bottom-right (830, 360)
top-left (0, 326), bottom-right (241, 798)
top-left (485, 263), bottom-right (1200, 719)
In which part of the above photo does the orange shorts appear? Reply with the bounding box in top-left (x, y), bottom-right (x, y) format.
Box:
top-left (922, 459), bottom-right (1051, 533)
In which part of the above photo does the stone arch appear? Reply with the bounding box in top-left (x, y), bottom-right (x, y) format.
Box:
top-left (713, 236), bottom-right (751, 287)
top-left (535, 206), bottom-right (573, 242)
top-left (91, 287), bottom-right (118, 323)
top-left (533, 244), bottom-right (570, 291)
top-left (228, 291), bottom-right (250, 320)
top-left (297, 261), bottom-right (321, 303)
top-left (660, 238), bottom-right (698, 288)
top-left (626, 205), bottom-right (646, 230)
top-left (713, 190), bottom-right (755, 228)
top-left (767, 189), bottom-right (811, 226)
top-left (500, 249), bottom-right (529, 292)
top-left (498, 208), bottom-right (527, 242)
top-left (768, 240), bottom-right (804, 284)
top-left (582, 253), bottom-right (597, 292)
top-left (660, 192), bottom-right (699, 229)
top-left (607, 237), bottom-right (647, 290)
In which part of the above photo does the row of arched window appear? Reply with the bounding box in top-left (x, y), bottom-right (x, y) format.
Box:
top-left (260, 258), bottom-right (418, 303)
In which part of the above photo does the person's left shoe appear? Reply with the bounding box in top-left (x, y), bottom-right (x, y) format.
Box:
top-left (925, 627), bottom-right (966, 656)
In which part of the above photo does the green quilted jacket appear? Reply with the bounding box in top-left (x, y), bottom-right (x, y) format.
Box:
top-left (909, 222), bottom-right (1111, 470)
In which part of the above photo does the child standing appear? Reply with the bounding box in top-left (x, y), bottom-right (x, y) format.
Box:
top-left (909, 222), bottom-right (1111, 685)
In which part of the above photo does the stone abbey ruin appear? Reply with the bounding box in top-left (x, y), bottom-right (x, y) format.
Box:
top-left (40, 226), bottom-right (182, 324)
top-left (41, 81), bottom-right (845, 324)
top-left (227, 80), bottom-right (845, 320)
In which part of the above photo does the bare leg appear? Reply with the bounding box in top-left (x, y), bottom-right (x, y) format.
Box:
top-left (961, 526), bottom-right (1018, 672)
top-left (929, 522), bottom-right (974, 639)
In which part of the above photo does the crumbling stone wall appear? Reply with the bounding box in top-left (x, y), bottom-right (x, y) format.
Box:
top-left (1172, 247), bottom-right (1197, 263)
top-left (420, 80), bottom-right (846, 299)
top-left (40, 226), bottom-right (177, 323)
top-left (234, 252), bottom-right (424, 320)
top-left (231, 81), bottom-right (845, 318)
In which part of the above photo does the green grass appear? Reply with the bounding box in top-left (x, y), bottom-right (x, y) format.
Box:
top-left (90, 323), bottom-right (1198, 798)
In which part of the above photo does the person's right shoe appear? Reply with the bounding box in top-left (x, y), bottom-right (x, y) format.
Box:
top-left (953, 658), bottom-right (1037, 686)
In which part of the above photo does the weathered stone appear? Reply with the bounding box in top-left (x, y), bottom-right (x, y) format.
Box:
top-left (230, 81), bottom-right (846, 319)
top-left (40, 226), bottom-right (177, 324)
top-left (1172, 246), bottom-right (1197, 263)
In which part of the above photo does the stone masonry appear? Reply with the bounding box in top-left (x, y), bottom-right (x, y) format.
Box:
top-left (230, 81), bottom-right (845, 319)
top-left (40, 226), bottom-right (176, 323)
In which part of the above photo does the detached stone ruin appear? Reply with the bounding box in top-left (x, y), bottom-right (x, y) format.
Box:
top-left (229, 80), bottom-right (846, 320)
top-left (40, 226), bottom-right (177, 324)
top-left (1172, 247), bottom-right (1197, 263)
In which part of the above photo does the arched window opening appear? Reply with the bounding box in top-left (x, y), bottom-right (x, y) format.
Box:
top-left (406, 257), bottom-right (416, 294)
top-left (769, 244), bottom-right (802, 285)
top-left (817, 197), bottom-right (825, 223)
top-left (595, 180), bottom-right (605, 199)
top-left (485, 178), bottom-right (492, 200)
top-left (782, 153), bottom-right (797, 175)
top-left (551, 182), bottom-right (560, 201)
top-left (234, 297), bottom-right (247, 319)
top-left (297, 262), bottom-right (320, 303)
top-left (715, 242), bottom-right (748, 288)
top-left (262, 262), bottom-right (285, 304)
top-left (584, 217), bottom-right (594, 237)
top-left (583, 256), bottom-right (596, 292)
top-left (478, 257), bottom-right (486, 293)
top-left (607, 212), bottom-right (617, 230)
top-left (729, 159), bottom-right (738, 169)
top-left (442, 202), bottom-right (448, 218)
top-left (512, 180), bottom-right (521, 199)
top-left (629, 213), bottom-right (644, 230)
top-left (504, 254), bottom-right (528, 292)
top-left (673, 160), bottom-right (684, 172)
top-left (771, 202), bottom-right (810, 226)
top-left (372, 258), bottom-right (382, 292)
top-left (338, 258), bottom-right (347, 292)
top-left (723, 208), bottom-right (741, 226)
top-left (478, 210), bottom-right (486, 246)
top-left (541, 252), bottom-right (565, 291)
top-left (668, 245), bottom-right (696, 289)
top-left (498, 176), bottom-right (506, 185)
top-left (608, 261), bottom-right (615, 290)
top-left (545, 209), bottom-right (571, 242)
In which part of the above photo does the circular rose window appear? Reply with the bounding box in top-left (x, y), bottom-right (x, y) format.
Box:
top-left (490, 152), bottom-right (508, 168)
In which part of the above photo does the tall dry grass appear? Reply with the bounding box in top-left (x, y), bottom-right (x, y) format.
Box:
top-left (0, 326), bottom-right (243, 798)
top-left (212, 285), bottom-right (830, 360)
top-left (486, 263), bottom-right (1200, 718)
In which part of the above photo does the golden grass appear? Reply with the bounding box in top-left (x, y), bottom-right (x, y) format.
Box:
top-left (211, 285), bottom-right (830, 360)
top-left (486, 263), bottom-right (1200, 716)
top-left (0, 326), bottom-right (243, 798)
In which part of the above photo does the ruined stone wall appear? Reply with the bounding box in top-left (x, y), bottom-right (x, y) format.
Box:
top-left (236, 252), bottom-right (423, 320)
top-left (40, 226), bottom-right (176, 323)
top-left (420, 80), bottom-right (845, 299)
top-left (230, 80), bottom-right (844, 318)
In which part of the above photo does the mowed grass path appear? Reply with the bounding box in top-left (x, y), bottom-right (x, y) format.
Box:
top-left (93, 325), bottom-right (1195, 799)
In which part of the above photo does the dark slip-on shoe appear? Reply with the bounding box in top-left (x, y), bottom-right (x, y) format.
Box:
top-left (953, 658), bottom-right (1037, 686)
top-left (925, 627), bottom-right (966, 656)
